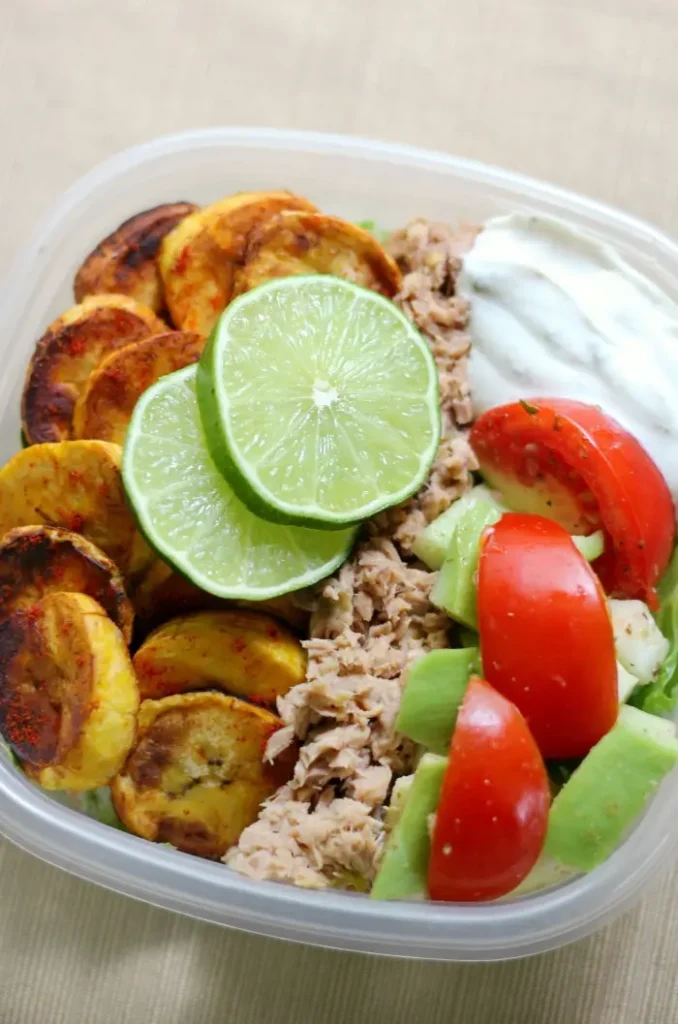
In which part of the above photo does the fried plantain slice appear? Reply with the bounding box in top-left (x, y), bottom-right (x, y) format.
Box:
top-left (22, 294), bottom-right (166, 444)
top-left (74, 202), bottom-right (198, 312)
top-left (72, 331), bottom-right (203, 445)
top-left (159, 190), bottom-right (317, 337)
top-left (0, 593), bottom-right (139, 790)
top-left (132, 558), bottom-right (309, 633)
top-left (234, 210), bottom-right (402, 297)
top-left (111, 691), bottom-right (294, 857)
top-left (0, 526), bottom-right (134, 644)
top-left (0, 440), bottom-right (153, 579)
top-left (133, 609), bottom-right (306, 703)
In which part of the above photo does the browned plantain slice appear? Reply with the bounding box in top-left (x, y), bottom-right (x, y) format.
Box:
top-left (131, 559), bottom-right (225, 626)
top-left (234, 210), bottom-right (402, 297)
top-left (133, 609), bottom-right (306, 703)
top-left (22, 294), bottom-right (167, 445)
top-left (111, 691), bottom-right (294, 858)
top-left (0, 593), bottom-right (139, 790)
top-left (132, 558), bottom-right (309, 633)
top-left (72, 331), bottom-right (203, 445)
top-left (74, 202), bottom-right (198, 312)
top-left (0, 526), bottom-right (134, 643)
top-left (159, 190), bottom-right (317, 337)
top-left (0, 440), bottom-right (153, 579)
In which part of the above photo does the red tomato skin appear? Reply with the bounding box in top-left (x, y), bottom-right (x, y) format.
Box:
top-left (478, 513), bottom-right (618, 759)
top-left (470, 399), bottom-right (675, 607)
top-left (428, 678), bottom-right (549, 903)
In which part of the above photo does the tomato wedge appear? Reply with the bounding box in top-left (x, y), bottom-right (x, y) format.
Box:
top-left (470, 399), bottom-right (675, 607)
top-left (428, 677), bottom-right (549, 902)
top-left (478, 513), bottom-right (618, 759)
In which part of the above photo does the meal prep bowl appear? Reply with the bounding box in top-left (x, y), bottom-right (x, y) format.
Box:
top-left (1, 128), bottom-right (678, 961)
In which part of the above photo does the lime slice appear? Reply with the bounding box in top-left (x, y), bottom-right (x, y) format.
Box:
top-left (123, 365), bottom-right (356, 599)
top-left (197, 275), bottom-right (441, 528)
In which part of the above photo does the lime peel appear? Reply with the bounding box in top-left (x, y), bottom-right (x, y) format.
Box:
top-left (198, 275), bottom-right (441, 529)
top-left (123, 365), bottom-right (357, 600)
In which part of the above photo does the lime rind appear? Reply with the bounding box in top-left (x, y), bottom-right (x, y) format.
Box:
top-left (198, 275), bottom-right (441, 529)
top-left (123, 365), bottom-right (357, 600)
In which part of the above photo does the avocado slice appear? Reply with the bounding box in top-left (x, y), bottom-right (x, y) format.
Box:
top-left (501, 855), bottom-right (578, 899)
top-left (430, 497), bottom-right (502, 628)
top-left (396, 648), bottom-right (477, 755)
top-left (384, 774), bottom-right (414, 831)
top-left (412, 484), bottom-right (505, 570)
top-left (545, 705), bottom-right (678, 871)
top-left (371, 753), bottom-right (447, 901)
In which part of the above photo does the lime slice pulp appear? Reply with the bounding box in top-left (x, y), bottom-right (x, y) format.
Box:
top-left (122, 365), bottom-right (356, 599)
top-left (197, 275), bottom-right (441, 529)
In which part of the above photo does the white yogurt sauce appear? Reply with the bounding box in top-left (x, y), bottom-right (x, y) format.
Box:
top-left (458, 212), bottom-right (678, 503)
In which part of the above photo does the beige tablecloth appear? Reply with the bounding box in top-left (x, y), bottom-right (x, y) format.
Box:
top-left (2, 1), bottom-right (678, 1021)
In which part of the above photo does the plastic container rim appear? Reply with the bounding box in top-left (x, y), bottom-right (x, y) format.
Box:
top-left (1, 126), bottom-right (677, 961)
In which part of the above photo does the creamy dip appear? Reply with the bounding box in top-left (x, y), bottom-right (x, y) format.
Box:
top-left (458, 212), bottom-right (678, 502)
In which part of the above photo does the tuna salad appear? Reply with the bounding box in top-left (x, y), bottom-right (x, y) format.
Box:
top-left (1, 192), bottom-right (677, 904)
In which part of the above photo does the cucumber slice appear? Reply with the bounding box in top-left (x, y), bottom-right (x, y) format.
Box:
top-left (414, 488), bottom-right (601, 573)
top-left (545, 705), bottom-right (678, 871)
top-left (396, 648), bottom-right (477, 755)
top-left (371, 753), bottom-right (446, 901)
top-left (412, 484), bottom-right (505, 570)
top-left (430, 497), bottom-right (502, 628)
top-left (571, 531), bottom-right (604, 562)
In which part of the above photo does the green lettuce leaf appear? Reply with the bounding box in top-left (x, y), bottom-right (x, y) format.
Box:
top-left (355, 220), bottom-right (392, 244)
top-left (78, 788), bottom-right (128, 831)
top-left (631, 548), bottom-right (678, 714)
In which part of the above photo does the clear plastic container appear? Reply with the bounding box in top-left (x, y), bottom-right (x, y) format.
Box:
top-left (1, 128), bottom-right (677, 961)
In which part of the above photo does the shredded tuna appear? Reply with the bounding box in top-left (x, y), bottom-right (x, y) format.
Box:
top-left (379, 218), bottom-right (479, 550)
top-left (389, 217), bottom-right (478, 428)
top-left (228, 219), bottom-right (478, 889)
top-left (225, 796), bottom-right (384, 889)
top-left (344, 764), bottom-right (392, 808)
top-left (376, 432), bottom-right (478, 553)
top-left (291, 724), bottom-right (372, 798)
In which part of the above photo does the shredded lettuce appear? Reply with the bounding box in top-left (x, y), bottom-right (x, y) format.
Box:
top-left (0, 748), bottom-right (129, 832)
top-left (631, 548), bottom-right (678, 714)
top-left (78, 788), bottom-right (128, 831)
top-left (356, 220), bottom-right (392, 244)
top-left (0, 731), bottom-right (21, 770)
top-left (547, 759), bottom-right (580, 792)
